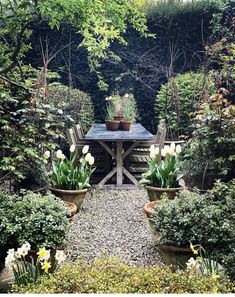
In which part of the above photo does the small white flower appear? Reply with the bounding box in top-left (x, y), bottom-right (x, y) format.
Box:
top-left (43, 150), bottom-right (50, 159)
top-left (43, 159), bottom-right (48, 164)
top-left (15, 248), bottom-right (23, 258)
top-left (21, 242), bottom-right (31, 252)
top-left (7, 249), bottom-right (15, 256)
top-left (5, 253), bottom-right (15, 268)
top-left (82, 145), bottom-right (89, 155)
top-left (56, 149), bottom-right (63, 159)
top-left (161, 148), bottom-right (166, 157)
top-left (80, 158), bottom-right (84, 163)
top-left (124, 93), bottom-right (129, 98)
top-left (85, 153), bottom-right (91, 163)
top-left (176, 144), bottom-right (182, 154)
top-left (58, 109), bottom-right (63, 114)
top-left (60, 154), bottom-right (66, 161)
top-left (70, 144), bottom-right (76, 153)
top-left (55, 250), bottom-right (66, 265)
top-left (88, 156), bottom-right (95, 166)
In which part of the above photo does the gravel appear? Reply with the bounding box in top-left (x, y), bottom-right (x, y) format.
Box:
top-left (65, 188), bottom-right (163, 267)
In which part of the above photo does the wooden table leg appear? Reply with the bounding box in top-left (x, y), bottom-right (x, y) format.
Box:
top-left (116, 141), bottom-right (123, 186)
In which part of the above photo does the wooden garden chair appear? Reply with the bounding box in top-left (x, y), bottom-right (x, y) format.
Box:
top-left (124, 120), bottom-right (167, 180)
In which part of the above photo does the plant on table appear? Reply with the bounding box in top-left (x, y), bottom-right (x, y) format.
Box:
top-left (49, 144), bottom-right (95, 209)
top-left (105, 102), bottom-right (120, 131)
top-left (140, 142), bottom-right (183, 201)
top-left (0, 191), bottom-right (69, 252)
top-left (5, 243), bottom-right (66, 287)
top-left (121, 97), bottom-right (137, 131)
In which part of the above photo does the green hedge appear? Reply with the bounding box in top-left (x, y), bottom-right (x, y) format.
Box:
top-left (12, 257), bottom-right (234, 293)
top-left (154, 72), bottom-right (206, 139)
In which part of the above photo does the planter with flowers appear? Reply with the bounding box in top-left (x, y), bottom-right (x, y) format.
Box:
top-left (105, 102), bottom-right (120, 131)
top-left (140, 142), bottom-right (183, 203)
top-left (48, 144), bottom-right (95, 211)
top-left (120, 100), bottom-right (137, 131)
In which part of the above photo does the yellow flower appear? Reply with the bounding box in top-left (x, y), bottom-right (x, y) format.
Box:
top-left (42, 260), bottom-right (51, 273)
top-left (37, 247), bottom-right (48, 260)
top-left (190, 243), bottom-right (198, 255)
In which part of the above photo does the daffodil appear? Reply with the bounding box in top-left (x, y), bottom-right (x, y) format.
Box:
top-left (42, 260), bottom-right (51, 273)
top-left (37, 247), bottom-right (50, 261)
top-left (190, 242), bottom-right (198, 255)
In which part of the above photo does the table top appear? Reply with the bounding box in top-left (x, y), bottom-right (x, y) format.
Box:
top-left (85, 123), bottom-right (155, 141)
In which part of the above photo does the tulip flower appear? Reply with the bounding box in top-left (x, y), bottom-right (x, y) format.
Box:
top-left (70, 144), bottom-right (76, 153)
top-left (82, 145), bottom-right (89, 155)
top-left (56, 150), bottom-right (63, 159)
top-left (85, 153), bottom-right (91, 162)
top-left (176, 144), bottom-right (182, 154)
top-left (43, 150), bottom-right (50, 159)
top-left (89, 156), bottom-right (95, 166)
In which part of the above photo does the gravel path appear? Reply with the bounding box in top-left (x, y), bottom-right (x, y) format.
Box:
top-left (65, 188), bottom-right (162, 267)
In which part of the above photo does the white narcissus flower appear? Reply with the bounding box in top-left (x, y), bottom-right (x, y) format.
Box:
top-left (15, 248), bottom-right (23, 258)
top-left (70, 144), bottom-right (76, 153)
top-left (5, 249), bottom-right (15, 268)
top-left (55, 250), bottom-right (66, 265)
top-left (85, 153), bottom-right (91, 163)
top-left (88, 156), bottom-right (95, 166)
top-left (176, 144), bottom-right (182, 154)
top-left (161, 148), bottom-right (166, 157)
top-left (21, 242), bottom-right (31, 252)
top-left (82, 145), bottom-right (89, 155)
top-left (43, 150), bottom-right (50, 159)
top-left (60, 154), bottom-right (66, 161)
top-left (56, 149), bottom-right (63, 159)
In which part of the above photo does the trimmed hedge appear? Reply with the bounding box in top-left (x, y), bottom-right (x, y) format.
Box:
top-left (12, 257), bottom-right (235, 293)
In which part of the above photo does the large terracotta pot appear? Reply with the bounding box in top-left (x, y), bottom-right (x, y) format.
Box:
top-left (145, 185), bottom-right (183, 202)
top-left (120, 120), bottom-right (132, 131)
top-left (144, 200), bottom-right (162, 240)
top-left (105, 120), bottom-right (120, 131)
top-left (159, 245), bottom-right (194, 269)
top-left (50, 188), bottom-right (88, 211)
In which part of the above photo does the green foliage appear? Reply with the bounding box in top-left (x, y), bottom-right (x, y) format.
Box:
top-left (180, 104), bottom-right (235, 189)
top-left (11, 256), bottom-right (235, 293)
top-left (155, 72), bottom-right (207, 139)
top-left (50, 146), bottom-right (95, 190)
top-left (105, 103), bottom-right (115, 121)
top-left (48, 84), bottom-right (94, 133)
top-left (0, 191), bottom-right (69, 250)
top-left (140, 143), bottom-right (181, 188)
top-left (122, 94), bottom-right (137, 121)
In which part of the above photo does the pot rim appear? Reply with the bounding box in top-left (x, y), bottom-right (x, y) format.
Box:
top-left (145, 185), bottom-right (183, 192)
top-left (50, 187), bottom-right (88, 194)
top-left (105, 119), bottom-right (120, 123)
top-left (159, 244), bottom-right (192, 253)
top-left (120, 120), bottom-right (132, 124)
top-left (144, 200), bottom-right (161, 216)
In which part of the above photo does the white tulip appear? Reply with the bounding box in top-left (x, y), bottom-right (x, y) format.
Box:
top-left (70, 144), bottom-right (76, 153)
top-left (170, 142), bottom-right (176, 151)
top-left (154, 147), bottom-right (160, 156)
top-left (168, 146), bottom-right (175, 156)
top-left (150, 144), bottom-right (155, 154)
top-left (60, 154), bottom-right (66, 161)
top-left (85, 153), bottom-right (91, 162)
top-left (43, 150), bottom-right (50, 159)
top-left (163, 145), bottom-right (170, 155)
top-left (80, 158), bottom-right (84, 163)
top-left (150, 150), bottom-right (156, 159)
top-left (56, 150), bottom-right (63, 159)
top-left (88, 156), bottom-right (95, 166)
top-left (176, 144), bottom-right (182, 154)
top-left (161, 148), bottom-right (167, 157)
top-left (82, 145), bottom-right (89, 155)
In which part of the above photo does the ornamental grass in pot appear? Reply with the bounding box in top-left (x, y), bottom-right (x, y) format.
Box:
top-left (140, 142), bottom-right (183, 202)
top-left (48, 144), bottom-right (95, 210)
top-left (105, 102), bottom-right (120, 131)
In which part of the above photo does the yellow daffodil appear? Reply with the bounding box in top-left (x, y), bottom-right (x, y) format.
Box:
top-left (42, 260), bottom-right (51, 273)
top-left (37, 247), bottom-right (48, 260)
top-left (190, 242), bottom-right (198, 255)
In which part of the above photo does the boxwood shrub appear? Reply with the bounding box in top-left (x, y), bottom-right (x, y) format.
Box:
top-left (0, 191), bottom-right (70, 251)
top-left (12, 257), bottom-right (234, 293)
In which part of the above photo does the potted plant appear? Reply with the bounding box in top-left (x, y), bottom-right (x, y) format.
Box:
top-left (106, 94), bottom-right (123, 121)
top-left (49, 144), bottom-right (95, 210)
top-left (120, 100), bottom-right (136, 131)
top-left (140, 142), bottom-right (183, 201)
top-left (105, 102), bottom-right (120, 131)
top-left (149, 187), bottom-right (234, 269)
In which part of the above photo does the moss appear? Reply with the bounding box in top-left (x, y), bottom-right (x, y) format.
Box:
top-left (12, 257), bottom-right (235, 293)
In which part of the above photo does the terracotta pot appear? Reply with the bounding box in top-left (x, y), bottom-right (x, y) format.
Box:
top-left (145, 185), bottom-right (183, 202)
top-left (50, 188), bottom-right (88, 211)
top-left (158, 245), bottom-right (194, 269)
top-left (65, 201), bottom-right (77, 222)
top-left (143, 200), bottom-right (162, 240)
top-left (105, 120), bottom-right (120, 131)
top-left (120, 121), bottom-right (132, 131)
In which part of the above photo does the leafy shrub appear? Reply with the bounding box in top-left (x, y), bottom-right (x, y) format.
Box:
top-left (0, 191), bottom-right (69, 251)
top-left (48, 84), bottom-right (94, 133)
top-left (155, 72), bottom-right (206, 139)
top-left (11, 257), bottom-right (234, 293)
top-left (151, 189), bottom-right (235, 255)
top-left (180, 104), bottom-right (235, 190)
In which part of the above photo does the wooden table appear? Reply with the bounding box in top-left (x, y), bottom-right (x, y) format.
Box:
top-left (85, 123), bottom-right (155, 188)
